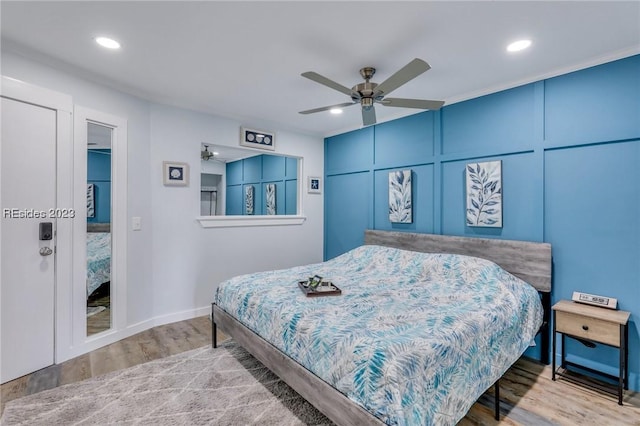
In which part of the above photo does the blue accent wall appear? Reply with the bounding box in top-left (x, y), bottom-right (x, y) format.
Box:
top-left (226, 154), bottom-right (298, 215)
top-left (324, 55), bottom-right (640, 389)
top-left (87, 149), bottom-right (111, 223)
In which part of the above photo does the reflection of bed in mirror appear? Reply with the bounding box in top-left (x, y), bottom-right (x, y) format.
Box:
top-left (87, 223), bottom-right (110, 298)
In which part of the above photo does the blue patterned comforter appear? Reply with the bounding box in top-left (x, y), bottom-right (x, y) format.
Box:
top-left (215, 245), bottom-right (543, 425)
top-left (87, 232), bottom-right (111, 297)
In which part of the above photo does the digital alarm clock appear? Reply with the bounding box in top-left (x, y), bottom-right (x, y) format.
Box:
top-left (572, 291), bottom-right (617, 309)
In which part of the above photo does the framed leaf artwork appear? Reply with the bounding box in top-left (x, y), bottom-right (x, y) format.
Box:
top-left (265, 183), bottom-right (276, 215)
top-left (466, 160), bottom-right (502, 227)
top-left (389, 170), bottom-right (412, 224)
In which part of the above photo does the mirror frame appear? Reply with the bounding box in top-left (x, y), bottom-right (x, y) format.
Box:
top-left (73, 106), bottom-right (127, 346)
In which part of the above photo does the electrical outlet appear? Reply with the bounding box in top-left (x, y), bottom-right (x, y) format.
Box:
top-left (132, 216), bottom-right (142, 231)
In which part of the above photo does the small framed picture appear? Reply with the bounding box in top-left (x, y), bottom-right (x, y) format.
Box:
top-left (308, 176), bottom-right (321, 194)
top-left (163, 161), bottom-right (189, 186)
top-left (240, 127), bottom-right (275, 151)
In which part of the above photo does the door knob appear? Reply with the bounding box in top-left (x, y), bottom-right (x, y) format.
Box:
top-left (39, 247), bottom-right (53, 256)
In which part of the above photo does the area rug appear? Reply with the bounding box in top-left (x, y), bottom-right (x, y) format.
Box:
top-left (1, 341), bottom-right (332, 426)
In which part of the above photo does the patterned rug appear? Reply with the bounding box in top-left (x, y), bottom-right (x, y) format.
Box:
top-left (1, 341), bottom-right (332, 425)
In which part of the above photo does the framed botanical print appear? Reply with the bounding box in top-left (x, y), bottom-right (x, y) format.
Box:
top-left (466, 160), bottom-right (502, 227)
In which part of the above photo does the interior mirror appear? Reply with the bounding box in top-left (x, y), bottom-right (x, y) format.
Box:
top-left (86, 122), bottom-right (112, 336)
top-left (200, 144), bottom-right (299, 216)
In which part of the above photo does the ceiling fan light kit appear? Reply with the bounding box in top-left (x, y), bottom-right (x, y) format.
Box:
top-left (299, 58), bottom-right (444, 126)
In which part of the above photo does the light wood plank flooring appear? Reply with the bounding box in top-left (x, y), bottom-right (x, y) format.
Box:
top-left (87, 286), bottom-right (111, 336)
top-left (0, 316), bottom-right (219, 415)
top-left (2, 316), bottom-right (638, 424)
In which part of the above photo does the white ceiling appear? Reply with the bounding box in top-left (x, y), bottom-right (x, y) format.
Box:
top-left (2, 1), bottom-right (639, 137)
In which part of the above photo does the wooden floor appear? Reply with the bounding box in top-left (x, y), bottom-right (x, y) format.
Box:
top-left (0, 316), bottom-right (218, 416)
top-left (2, 316), bottom-right (639, 425)
top-left (87, 286), bottom-right (111, 335)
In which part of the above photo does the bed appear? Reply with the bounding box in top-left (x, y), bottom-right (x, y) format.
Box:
top-left (87, 223), bottom-right (111, 298)
top-left (212, 230), bottom-right (552, 425)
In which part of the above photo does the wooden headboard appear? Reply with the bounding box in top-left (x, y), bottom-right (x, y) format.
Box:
top-left (365, 230), bottom-right (552, 293)
top-left (87, 222), bottom-right (110, 233)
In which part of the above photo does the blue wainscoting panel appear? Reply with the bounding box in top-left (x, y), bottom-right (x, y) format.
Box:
top-left (87, 150), bottom-right (111, 223)
top-left (325, 127), bottom-right (374, 174)
top-left (285, 156), bottom-right (298, 180)
top-left (262, 154), bottom-right (286, 181)
top-left (243, 156), bottom-right (262, 182)
top-left (545, 140), bottom-right (639, 384)
top-left (285, 179), bottom-right (298, 215)
top-left (441, 84), bottom-right (536, 155)
top-left (226, 185), bottom-right (242, 215)
top-left (373, 165), bottom-right (434, 233)
top-left (323, 55), bottom-right (640, 389)
top-left (226, 160), bottom-right (242, 185)
top-left (226, 154), bottom-right (296, 215)
top-left (374, 112), bottom-right (434, 168)
top-left (545, 55), bottom-right (640, 147)
top-left (324, 172), bottom-right (371, 260)
top-left (440, 153), bottom-right (539, 241)
top-left (88, 150), bottom-right (111, 181)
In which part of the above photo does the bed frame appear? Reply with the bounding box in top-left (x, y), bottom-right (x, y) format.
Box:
top-left (212, 230), bottom-right (552, 425)
top-left (87, 222), bottom-right (110, 233)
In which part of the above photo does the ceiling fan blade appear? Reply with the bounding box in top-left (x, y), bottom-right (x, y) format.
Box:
top-left (381, 98), bottom-right (445, 110)
top-left (299, 102), bottom-right (357, 115)
top-left (301, 71), bottom-right (353, 96)
top-left (374, 58), bottom-right (431, 97)
top-left (362, 106), bottom-right (376, 126)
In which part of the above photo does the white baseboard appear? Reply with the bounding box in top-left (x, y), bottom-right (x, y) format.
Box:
top-left (60, 305), bottom-right (211, 362)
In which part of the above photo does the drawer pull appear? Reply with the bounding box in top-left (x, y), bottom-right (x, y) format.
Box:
top-left (582, 325), bottom-right (589, 331)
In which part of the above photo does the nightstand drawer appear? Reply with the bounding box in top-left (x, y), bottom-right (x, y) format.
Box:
top-left (556, 311), bottom-right (620, 347)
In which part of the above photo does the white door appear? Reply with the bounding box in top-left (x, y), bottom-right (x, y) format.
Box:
top-left (1, 97), bottom-right (57, 383)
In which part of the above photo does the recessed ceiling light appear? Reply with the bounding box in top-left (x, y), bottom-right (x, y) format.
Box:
top-left (95, 36), bottom-right (121, 50)
top-left (506, 39), bottom-right (531, 53)
top-left (330, 108), bottom-right (343, 114)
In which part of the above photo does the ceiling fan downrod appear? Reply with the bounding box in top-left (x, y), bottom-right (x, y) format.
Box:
top-left (353, 67), bottom-right (379, 109)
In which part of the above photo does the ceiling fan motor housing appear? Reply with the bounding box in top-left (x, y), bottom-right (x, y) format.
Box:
top-left (352, 83), bottom-right (380, 109)
top-left (352, 67), bottom-right (384, 109)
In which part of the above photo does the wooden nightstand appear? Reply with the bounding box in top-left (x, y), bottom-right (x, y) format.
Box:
top-left (552, 300), bottom-right (630, 405)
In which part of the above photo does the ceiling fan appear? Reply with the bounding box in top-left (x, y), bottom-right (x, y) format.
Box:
top-left (299, 58), bottom-right (444, 126)
top-left (201, 145), bottom-right (214, 161)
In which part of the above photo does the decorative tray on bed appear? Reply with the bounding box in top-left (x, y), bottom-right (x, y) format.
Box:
top-left (298, 275), bottom-right (342, 297)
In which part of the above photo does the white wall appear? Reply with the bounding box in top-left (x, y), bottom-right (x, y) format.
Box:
top-left (149, 104), bottom-right (324, 318)
top-left (1, 50), bottom-right (155, 326)
top-left (1, 49), bottom-right (324, 355)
